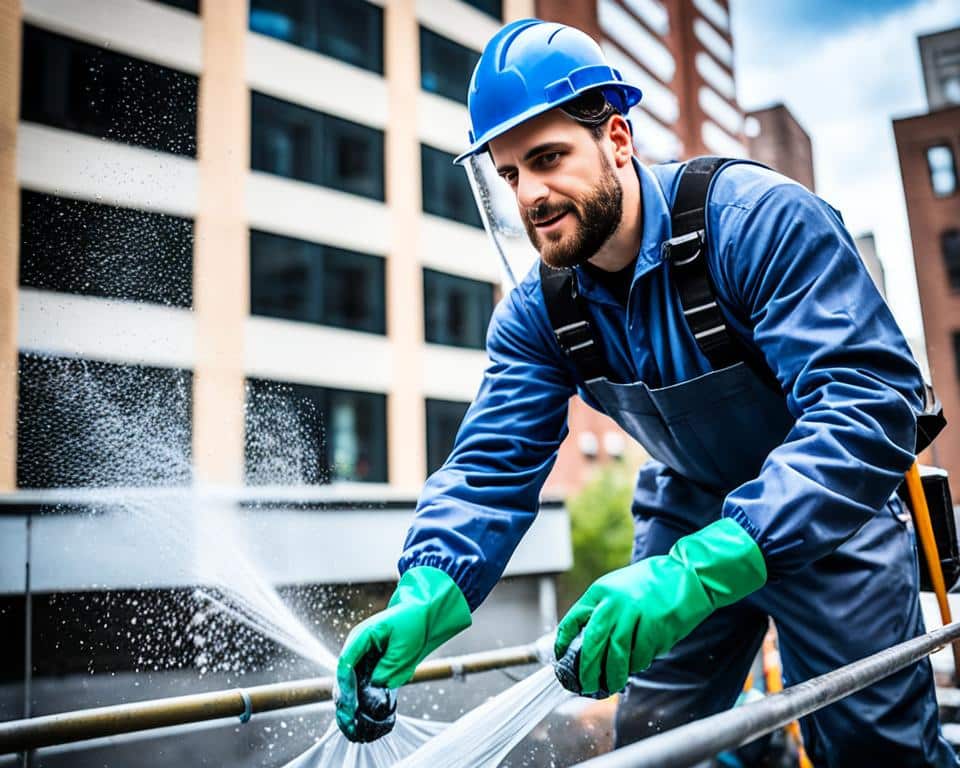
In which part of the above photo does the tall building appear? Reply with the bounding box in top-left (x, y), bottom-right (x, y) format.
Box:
top-left (893, 27), bottom-right (960, 501)
top-left (855, 233), bottom-right (887, 299)
top-left (0, 0), bottom-right (574, 747)
top-left (744, 103), bottom-right (816, 192)
top-left (919, 27), bottom-right (960, 111)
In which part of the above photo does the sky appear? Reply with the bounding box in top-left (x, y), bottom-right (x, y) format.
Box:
top-left (730, 0), bottom-right (960, 348)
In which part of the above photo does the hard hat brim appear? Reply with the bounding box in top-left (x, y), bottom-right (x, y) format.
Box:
top-left (453, 82), bottom-right (642, 165)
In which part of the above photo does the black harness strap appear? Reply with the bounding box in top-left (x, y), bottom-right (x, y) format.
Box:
top-left (662, 156), bottom-right (742, 370)
top-left (540, 156), bottom-right (746, 382)
top-left (539, 263), bottom-right (611, 383)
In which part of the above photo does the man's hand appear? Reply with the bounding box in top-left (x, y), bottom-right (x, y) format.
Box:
top-left (335, 566), bottom-right (472, 742)
top-left (554, 518), bottom-right (766, 696)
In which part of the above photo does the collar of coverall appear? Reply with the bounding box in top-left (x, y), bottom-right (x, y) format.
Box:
top-left (572, 157), bottom-right (673, 307)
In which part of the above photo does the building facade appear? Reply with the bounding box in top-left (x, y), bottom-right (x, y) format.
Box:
top-left (894, 103), bottom-right (960, 500)
top-left (744, 103), bottom-right (816, 192)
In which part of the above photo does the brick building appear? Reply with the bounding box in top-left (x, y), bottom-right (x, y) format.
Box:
top-left (894, 103), bottom-right (960, 500)
top-left (744, 103), bottom-right (816, 192)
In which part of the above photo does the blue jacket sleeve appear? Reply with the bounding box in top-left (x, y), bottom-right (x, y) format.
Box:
top-left (398, 283), bottom-right (576, 610)
top-left (712, 180), bottom-right (924, 575)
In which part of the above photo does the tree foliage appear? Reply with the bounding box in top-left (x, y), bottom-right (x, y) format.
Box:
top-left (557, 462), bottom-right (636, 612)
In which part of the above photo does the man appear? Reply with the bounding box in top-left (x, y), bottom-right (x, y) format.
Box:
top-left (336, 19), bottom-right (957, 766)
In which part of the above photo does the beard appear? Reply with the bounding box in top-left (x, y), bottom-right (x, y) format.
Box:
top-left (522, 151), bottom-right (623, 269)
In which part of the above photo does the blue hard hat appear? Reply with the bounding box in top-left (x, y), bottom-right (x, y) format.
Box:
top-left (454, 18), bottom-right (643, 164)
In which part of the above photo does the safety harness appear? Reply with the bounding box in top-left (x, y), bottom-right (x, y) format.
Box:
top-left (539, 155), bottom-right (743, 383)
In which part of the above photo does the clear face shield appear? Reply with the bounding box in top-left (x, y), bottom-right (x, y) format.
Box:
top-left (463, 153), bottom-right (539, 292)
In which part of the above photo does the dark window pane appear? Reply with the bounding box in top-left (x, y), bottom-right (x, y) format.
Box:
top-left (251, 92), bottom-right (385, 200)
top-left (927, 144), bottom-right (957, 197)
top-left (426, 398), bottom-right (470, 474)
top-left (21, 25), bottom-right (197, 156)
top-left (461, 0), bottom-right (501, 18)
top-left (250, 230), bottom-right (385, 333)
top-left (323, 245), bottom-right (386, 333)
top-left (153, 0), bottom-right (199, 12)
top-left (423, 268), bottom-right (493, 349)
top-left (249, 0), bottom-right (383, 74)
top-left (943, 229), bottom-right (960, 292)
top-left (17, 354), bottom-right (192, 488)
top-left (245, 379), bottom-right (387, 484)
top-left (20, 190), bottom-right (193, 307)
top-left (420, 27), bottom-right (479, 104)
top-left (421, 144), bottom-right (482, 227)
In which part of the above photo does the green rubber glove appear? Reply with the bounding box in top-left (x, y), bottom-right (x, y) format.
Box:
top-left (336, 566), bottom-right (472, 740)
top-left (555, 518), bottom-right (766, 696)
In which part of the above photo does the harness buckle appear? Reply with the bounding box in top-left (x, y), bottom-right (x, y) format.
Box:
top-left (661, 229), bottom-right (705, 266)
top-left (554, 320), bottom-right (594, 354)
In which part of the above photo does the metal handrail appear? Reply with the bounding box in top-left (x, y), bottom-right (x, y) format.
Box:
top-left (571, 621), bottom-right (960, 768)
top-left (0, 641), bottom-right (543, 754)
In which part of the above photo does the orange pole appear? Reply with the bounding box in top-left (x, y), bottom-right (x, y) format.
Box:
top-left (763, 628), bottom-right (814, 768)
top-left (905, 460), bottom-right (960, 682)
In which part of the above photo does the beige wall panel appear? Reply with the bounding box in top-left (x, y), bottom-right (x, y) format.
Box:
top-left (385, 0), bottom-right (427, 491)
top-left (0, 3), bottom-right (21, 490)
top-left (193, 0), bottom-right (249, 485)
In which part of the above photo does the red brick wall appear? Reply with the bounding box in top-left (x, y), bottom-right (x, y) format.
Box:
top-left (894, 106), bottom-right (960, 501)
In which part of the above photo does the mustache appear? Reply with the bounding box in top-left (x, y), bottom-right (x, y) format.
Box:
top-left (525, 201), bottom-right (575, 225)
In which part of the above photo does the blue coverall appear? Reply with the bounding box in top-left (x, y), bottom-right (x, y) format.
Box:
top-left (400, 158), bottom-right (957, 766)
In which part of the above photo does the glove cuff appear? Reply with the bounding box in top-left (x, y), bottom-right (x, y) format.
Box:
top-left (671, 518), bottom-right (767, 610)
top-left (392, 566), bottom-right (473, 649)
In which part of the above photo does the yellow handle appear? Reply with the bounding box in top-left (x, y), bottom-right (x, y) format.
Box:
top-left (905, 460), bottom-right (959, 682)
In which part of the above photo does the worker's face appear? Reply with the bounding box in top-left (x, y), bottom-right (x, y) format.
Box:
top-left (489, 109), bottom-right (626, 268)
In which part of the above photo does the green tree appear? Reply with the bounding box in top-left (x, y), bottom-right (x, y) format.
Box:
top-left (557, 462), bottom-right (636, 612)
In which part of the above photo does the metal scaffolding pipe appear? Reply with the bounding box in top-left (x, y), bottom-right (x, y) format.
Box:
top-left (0, 642), bottom-right (543, 754)
top-left (572, 621), bottom-right (960, 768)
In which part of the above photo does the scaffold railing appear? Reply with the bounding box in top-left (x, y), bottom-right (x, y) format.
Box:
top-left (570, 620), bottom-right (960, 768)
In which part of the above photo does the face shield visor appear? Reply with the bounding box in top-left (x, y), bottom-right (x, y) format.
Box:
top-left (462, 153), bottom-right (539, 292)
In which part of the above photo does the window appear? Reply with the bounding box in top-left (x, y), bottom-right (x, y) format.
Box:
top-left (944, 230), bottom-right (960, 292)
top-left (927, 145), bottom-right (957, 197)
top-left (426, 398), bottom-right (471, 474)
top-left (245, 379), bottom-right (387, 484)
top-left (461, 0), bottom-right (501, 19)
top-left (421, 144), bottom-right (482, 227)
top-left (20, 25), bottom-right (197, 156)
top-left (17, 354), bottom-right (193, 488)
top-left (20, 190), bottom-right (193, 307)
top-left (423, 269), bottom-right (493, 349)
top-left (251, 92), bottom-right (385, 200)
top-left (250, 230), bottom-right (385, 333)
top-left (419, 27), bottom-right (480, 104)
top-left (153, 0), bottom-right (199, 12)
top-left (249, 0), bottom-right (383, 74)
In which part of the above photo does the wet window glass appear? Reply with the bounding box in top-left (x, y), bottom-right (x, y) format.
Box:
top-left (423, 268), bottom-right (493, 349)
top-left (20, 24), bottom-right (198, 156)
top-left (426, 398), bottom-right (471, 474)
top-left (461, 0), bottom-right (502, 18)
top-left (251, 92), bottom-right (385, 201)
top-left (943, 229), bottom-right (960, 292)
top-left (927, 144), bottom-right (957, 197)
top-left (419, 27), bottom-right (480, 104)
top-left (249, 0), bottom-right (383, 75)
top-left (17, 354), bottom-right (193, 488)
top-left (245, 379), bottom-right (387, 483)
top-left (421, 144), bottom-right (482, 227)
top-left (250, 230), bottom-right (385, 333)
top-left (20, 190), bottom-right (193, 307)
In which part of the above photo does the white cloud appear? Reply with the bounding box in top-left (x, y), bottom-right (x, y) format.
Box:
top-left (733, 0), bottom-right (960, 341)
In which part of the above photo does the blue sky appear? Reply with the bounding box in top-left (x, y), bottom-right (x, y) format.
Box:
top-left (731, 0), bottom-right (960, 353)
